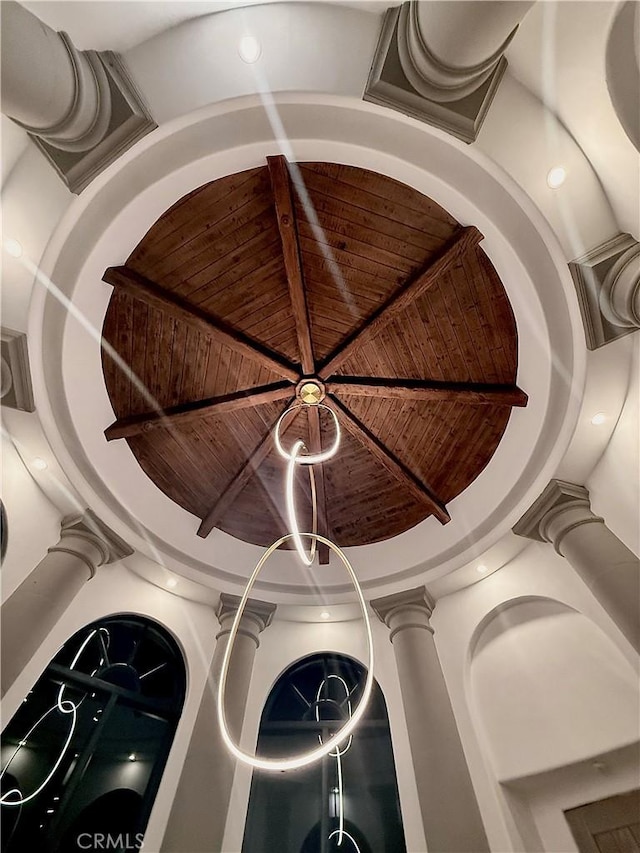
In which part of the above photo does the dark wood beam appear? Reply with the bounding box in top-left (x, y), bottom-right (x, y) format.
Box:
top-left (104, 382), bottom-right (294, 441)
top-left (103, 265), bottom-right (299, 382)
top-left (328, 377), bottom-right (528, 407)
top-left (197, 398), bottom-right (297, 538)
top-left (318, 226), bottom-right (483, 380)
top-left (267, 155), bottom-right (315, 375)
top-left (325, 395), bottom-right (451, 525)
top-left (307, 405), bottom-right (331, 565)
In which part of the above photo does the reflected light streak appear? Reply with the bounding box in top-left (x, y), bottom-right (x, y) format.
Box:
top-left (0, 702), bottom-right (77, 806)
top-left (328, 829), bottom-right (361, 852)
top-left (316, 674), bottom-right (354, 845)
top-left (286, 440), bottom-right (317, 566)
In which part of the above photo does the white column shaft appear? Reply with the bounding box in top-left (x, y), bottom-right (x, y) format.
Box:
top-left (1, 1), bottom-right (76, 129)
top-left (416, 1), bottom-right (531, 69)
top-left (1, 0), bottom-right (111, 151)
top-left (373, 591), bottom-right (489, 852)
top-left (1, 531), bottom-right (107, 696)
top-left (544, 506), bottom-right (640, 652)
top-left (161, 598), bottom-right (275, 853)
top-left (399, 0), bottom-right (533, 103)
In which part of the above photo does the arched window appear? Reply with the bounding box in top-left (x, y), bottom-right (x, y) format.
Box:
top-left (1, 615), bottom-right (185, 852)
top-left (242, 653), bottom-right (406, 853)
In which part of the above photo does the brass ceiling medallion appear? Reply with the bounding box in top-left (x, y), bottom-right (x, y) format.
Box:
top-left (297, 380), bottom-right (325, 405)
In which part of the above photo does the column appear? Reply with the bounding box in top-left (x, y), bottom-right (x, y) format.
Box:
top-left (371, 587), bottom-right (489, 853)
top-left (161, 593), bottom-right (276, 853)
top-left (398, 1), bottom-right (535, 103)
top-left (513, 479), bottom-right (640, 653)
top-left (1, 0), bottom-right (111, 152)
top-left (599, 240), bottom-right (640, 331)
top-left (569, 233), bottom-right (640, 349)
top-left (1, 510), bottom-right (132, 696)
top-left (0, 1), bottom-right (155, 193)
top-left (365, 0), bottom-right (534, 142)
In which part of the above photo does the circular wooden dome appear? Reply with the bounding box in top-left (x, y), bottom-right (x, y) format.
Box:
top-left (101, 158), bottom-right (526, 558)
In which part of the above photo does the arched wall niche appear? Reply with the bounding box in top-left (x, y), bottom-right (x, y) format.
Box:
top-left (468, 595), bottom-right (640, 783)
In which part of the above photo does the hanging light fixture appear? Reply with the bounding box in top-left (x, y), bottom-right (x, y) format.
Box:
top-left (217, 382), bottom-right (374, 772)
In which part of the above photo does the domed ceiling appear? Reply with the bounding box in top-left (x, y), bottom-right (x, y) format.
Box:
top-left (100, 156), bottom-right (527, 563)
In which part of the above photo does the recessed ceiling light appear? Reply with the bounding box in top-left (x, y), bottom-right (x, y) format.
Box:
top-left (547, 166), bottom-right (566, 189)
top-left (591, 411), bottom-right (606, 425)
top-left (4, 238), bottom-right (23, 258)
top-left (476, 564), bottom-right (488, 574)
top-left (32, 457), bottom-right (48, 470)
top-left (166, 577), bottom-right (178, 588)
top-left (128, 753), bottom-right (137, 762)
top-left (238, 35), bottom-right (261, 64)
top-left (320, 611), bottom-right (331, 620)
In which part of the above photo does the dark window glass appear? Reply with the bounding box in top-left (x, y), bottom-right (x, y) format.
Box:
top-left (242, 653), bottom-right (406, 853)
top-left (1, 615), bottom-right (185, 853)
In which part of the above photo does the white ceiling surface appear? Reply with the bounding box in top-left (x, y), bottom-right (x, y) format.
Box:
top-left (19, 0), bottom-right (638, 238)
top-left (23, 0), bottom-right (388, 50)
top-left (506, 1), bottom-right (640, 238)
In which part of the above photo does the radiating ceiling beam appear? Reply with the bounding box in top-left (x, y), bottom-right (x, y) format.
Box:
top-left (307, 405), bottom-right (331, 565)
top-left (328, 377), bottom-right (528, 407)
top-left (103, 265), bottom-right (299, 382)
top-left (325, 395), bottom-right (451, 525)
top-left (197, 398), bottom-right (297, 538)
top-left (267, 155), bottom-right (315, 375)
top-left (317, 225), bottom-right (483, 379)
top-left (104, 382), bottom-right (294, 441)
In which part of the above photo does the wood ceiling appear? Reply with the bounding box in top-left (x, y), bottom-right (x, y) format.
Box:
top-left (101, 157), bottom-right (526, 563)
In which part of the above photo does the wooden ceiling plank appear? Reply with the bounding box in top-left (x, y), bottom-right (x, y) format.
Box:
top-left (298, 164), bottom-right (458, 235)
top-left (104, 382), bottom-right (294, 441)
top-left (197, 398), bottom-right (297, 538)
top-left (103, 265), bottom-right (299, 382)
top-left (307, 406), bottom-right (331, 565)
top-left (329, 377), bottom-right (528, 407)
top-left (267, 155), bottom-right (315, 375)
top-left (293, 187), bottom-right (447, 256)
top-left (317, 226), bottom-right (483, 380)
top-left (325, 395), bottom-right (451, 525)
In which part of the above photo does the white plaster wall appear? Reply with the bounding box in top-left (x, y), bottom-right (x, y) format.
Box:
top-left (588, 333), bottom-right (640, 557)
top-left (222, 612), bottom-right (428, 853)
top-left (477, 71), bottom-right (619, 261)
top-left (429, 541), bottom-right (640, 852)
top-left (1, 558), bottom-right (218, 853)
top-left (507, 1), bottom-right (640, 239)
top-left (124, 3), bottom-right (381, 124)
top-left (1, 420), bottom-right (62, 599)
top-left (470, 601), bottom-right (639, 781)
top-left (505, 742), bottom-right (640, 853)
top-left (1, 143), bottom-right (72, 331)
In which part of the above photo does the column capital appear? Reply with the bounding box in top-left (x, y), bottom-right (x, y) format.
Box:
top-left (1, 1), bottom-right (155, 193)
top-left (52, 509), bottom-right (133, 577)
top-left (371, 586), bottom-right (436, 642)
top-left (216, 593), bottom-right (276, 647)
top-left (512, 480), bottom-right (604, 554)
top-left (364, 1), bottom-right (532, 143)
top-left (569, 232), bottom-right (640, 349)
